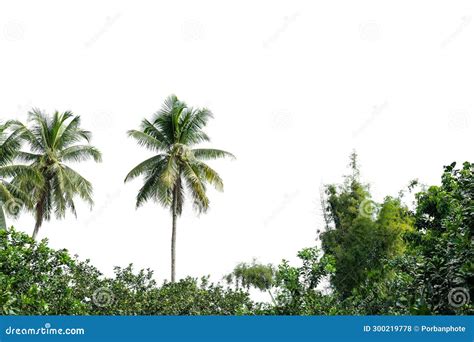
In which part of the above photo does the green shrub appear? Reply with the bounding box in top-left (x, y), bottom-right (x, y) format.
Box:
top-left (0, 228), bottom-right (252, 315)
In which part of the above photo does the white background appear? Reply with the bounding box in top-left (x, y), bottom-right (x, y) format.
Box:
top-left (1, 1), bottom-right (473, 286)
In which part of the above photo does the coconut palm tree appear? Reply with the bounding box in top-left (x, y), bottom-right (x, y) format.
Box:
top-left (125, 95), bottom-right (234, 282)
top-left (9, 109), bottom-right (102, 239)
top-left (0, 122), bottom-right (31, 230)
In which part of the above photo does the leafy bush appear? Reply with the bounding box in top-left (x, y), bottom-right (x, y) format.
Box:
top-left (0, 228), bottom-right (252, 315)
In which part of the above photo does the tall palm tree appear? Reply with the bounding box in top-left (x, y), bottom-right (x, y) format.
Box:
top-left (0, 122), bottom-right (31, 230)
top-left (10, 109), bottom-right (102, 239)
top-left (125, 95), bottom-right (234, 282)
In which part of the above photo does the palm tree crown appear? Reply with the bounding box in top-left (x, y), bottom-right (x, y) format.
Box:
top-left (10, 109), bottom-right (102, 239)
top-left (125, 95), bottom-right (234, 282)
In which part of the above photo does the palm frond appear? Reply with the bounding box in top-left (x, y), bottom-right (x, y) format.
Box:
top-left (0, 181), bottom-right (14, 203)
top-left (0, 126), bottom-right (21, 166)
top-left (193, 161), bottom-right (224, 191)
top-left (6, 120), bottom-right (45, 152)
top-left (55, 115), bottom-right (92, 149)
top-left (179, 108), bottom-right (213, 145)
top-left (51, 111), bottom-right (75, 149)
top-left (152, 95), bottom-right (186, 145)
top-left (160, 155), bottom-right (179, 188)
top-left (127, 130), bottom-right (169, 152)
top-left (139, 119), bottom-right (171, 145)
top-left (1, 180), bottom-right (34, 208)
top-left (51, 168), bottom-right (68, 218)
top-left (0, 165), bottom-right (42, 183)
top-left (60, 145), bottom-right (102, 163)
top-left (15, 151), bottom-right (42, 163)
top-left (192, 148), bottom-right (236, 161)
top-left (65, 166), bottom-right (93, 201)
top-left (136, 170), bottom-right (172, 208)
top-left (182, 162), bottom-right (209, 213)
top-left (124, 155), bottom-right (166, 182)
top-left (28, 108), bottom-right (51, 148)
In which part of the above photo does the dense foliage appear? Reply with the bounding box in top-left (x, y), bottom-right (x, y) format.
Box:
top-left (262, 159), bottom-right (473, 315)
top-left (1, 155), bottom-right (472, 315)
top-left (0, 229), bottom-right (252, 315)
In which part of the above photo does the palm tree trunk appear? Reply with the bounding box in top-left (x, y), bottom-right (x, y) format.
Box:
top-left (171, 186), bottom-right (178, 282)
top-left (32, 217), bottom-right (42, 240)
top-left (0, 206), bottom-right (6, 230)
top-left (32, 209), bottom-right (43, 240)
top-left (32, 192), bottom-right (46, 240)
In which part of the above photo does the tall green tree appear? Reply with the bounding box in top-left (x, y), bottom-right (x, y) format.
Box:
top-left (350, 162), bottom-right (474, 315)
top-left (9, 110), bottom-right (102, 239)
top-left (399, 162), bottom-right (473, 314)
top-left (125, 95), bottom-right (234, 282)
top-left (321, 152), bottom-right (413, 297)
